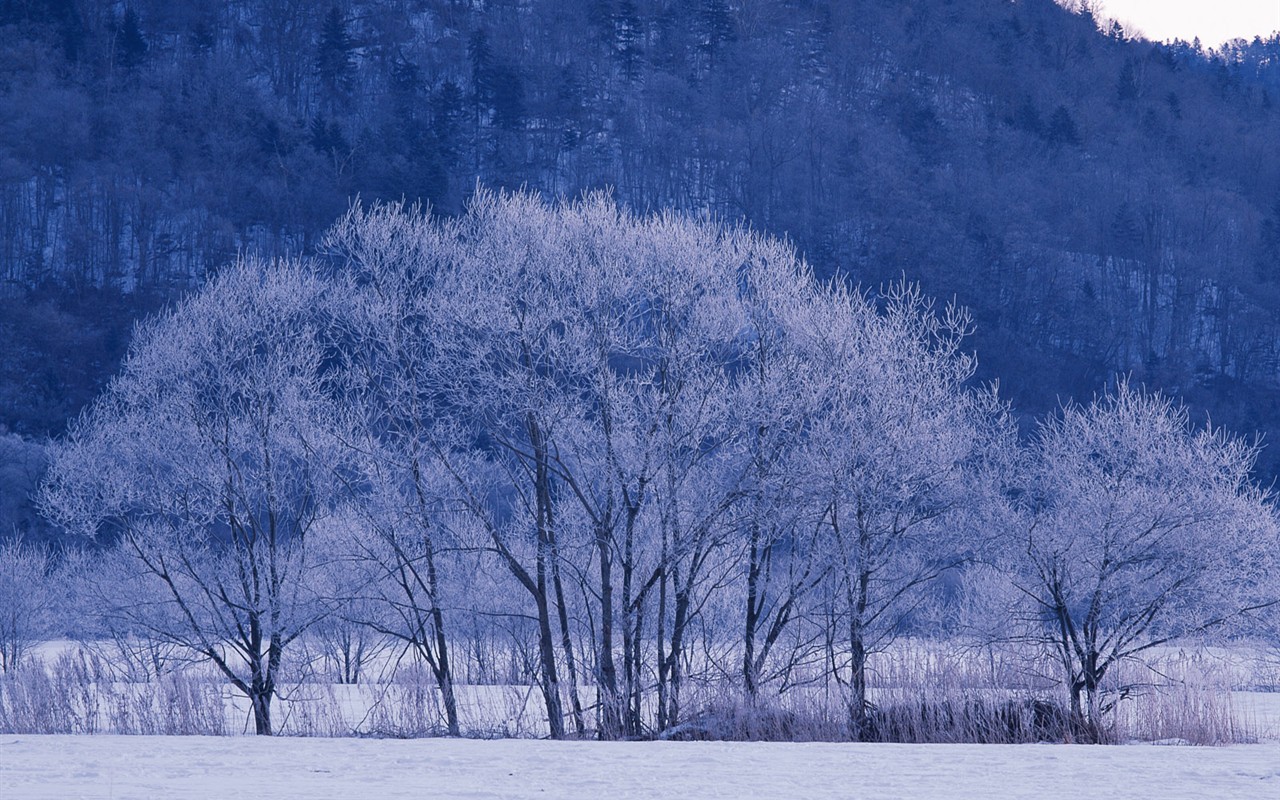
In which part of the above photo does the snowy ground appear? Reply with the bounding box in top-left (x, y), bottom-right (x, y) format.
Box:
top-left (2, 736), bottom-right (1279, 800)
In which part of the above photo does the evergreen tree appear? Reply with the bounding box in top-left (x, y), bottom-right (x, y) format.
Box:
top-left (4, 0), bottom-right (84, 61)
top-left (491, 65), bottom-right (526, 132)
top-left (189, 20), bottom-right (215, 55)
top-left (554, 65), bottom-right (586, 149)
top-left (1116, 59), bottom-right (1139, 103)
top-left (469, 28), bottom-right (495, 114)
top-left (1110, 203), bottom-right (1144, 259)
top-left (310, 115), bottom-right (349, 158)
top-left (699, 0), bottom-right (735, 60)
top-left (614, 0), bottom-right (643, 83)
top-left (116, 8), bottom-right (147, 71)
top-left (1046, 105), bottom-right (1081, 147)
top-left (431, 80), bottom-right (465, 162)
top-left (1010, 96), bottom-right (1043, 136)
top-left (317, 6), bottom-right (354, 102)
top-left (390, 56), bottom-right (420, 101)
top-left (1255, 198), bottom-right (1280, 283)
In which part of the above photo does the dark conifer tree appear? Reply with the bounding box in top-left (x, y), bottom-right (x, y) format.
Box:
top-left (554, 65), bottom-right (586, 149)
top-left (1117, 59), bottom-right (1139, 103)
top-left (1046, 105), bottom-right (1081, 147)
top-left (700, 0), bottom-right (735, 56)
top-left (116, 8), bottom-right (147, 71)
top-left (189, 20), bottom-right (215, 55)
top-left (317, 6), bottom-right (355, 103)
top-left (1011, 96), bottom-right (1044, 136)
top-left (614, 0), bottom-right (643, 83)
top-left (491, 66), bottom-right (526, 132)
top-left (432, 81), bottom-right (465, 162)
top-left (1256, 199), bottom-right (1280, 283)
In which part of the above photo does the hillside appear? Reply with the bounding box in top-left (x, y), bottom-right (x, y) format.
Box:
top-left (1, 0), bottom-right (1279, 476)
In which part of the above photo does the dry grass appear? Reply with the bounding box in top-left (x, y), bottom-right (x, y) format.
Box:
top-left (1, 640), bottom-right (1266, 743)
top-left (0, 649), bottom-right (226, 735)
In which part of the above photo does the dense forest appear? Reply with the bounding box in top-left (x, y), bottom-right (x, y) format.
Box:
top-left (1, 0), bottom-right (1279, 540)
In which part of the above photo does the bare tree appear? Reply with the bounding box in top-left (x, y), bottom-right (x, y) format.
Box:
top-left (323, 208), bottom-right (468, 734)
top-left (318, 191), bottom-right (1022, 739)
top-left (0, 537), bottom-right (54, 672)
top-left (301, 513), bottom-right (395, 687)
top-left (1006, 380), bottom-right (1279, 741)
top-left (323, 192), bottom-right (828, 737)
top-left (58, 544), bottom-right (193, 681)
top-left (733, 266), bottom-right (839, 702)
top-left (795, 282), bottom-right (1007, 735)
top-left (40, 258), bottom-right (345, 735)
top-left (325, 195), bottom-right (589, 738)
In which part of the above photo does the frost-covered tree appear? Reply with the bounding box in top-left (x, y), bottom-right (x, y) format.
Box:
top-left (318, 190), bottom-right (1017, 738)
top-left (0, 538), bottom-right (54, 672)
top-left (300, 513), bottom-right (395, 688)
top-left (323, 191), bottom-right (828, 737)
top-left (1006, 381), bottom-right (1279, 740)
top-left (58, 544), bottom-right (190, 681)
top-left (56, 183), bottom-right (1280, 745)
top-left (793, 283), bottom-right (1009, 734)
top-left (40, 259), bottom-right (346, 735)
top-left (322, 206), bottom-right (469, 734)
top-left (727, 261), bottom-right (832, 701)
top-left (0, 434), bottom-right (49, 542)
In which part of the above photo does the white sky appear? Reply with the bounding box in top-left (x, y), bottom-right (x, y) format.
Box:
top-left (1096, 0), bottom-right (1280, 47)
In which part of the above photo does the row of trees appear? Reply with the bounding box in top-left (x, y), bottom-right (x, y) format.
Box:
top-left (32, 192), bottom-right (1279, 739)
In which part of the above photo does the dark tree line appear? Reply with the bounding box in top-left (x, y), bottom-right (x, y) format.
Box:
top-left (1, 0), bottom-right (1279, 472)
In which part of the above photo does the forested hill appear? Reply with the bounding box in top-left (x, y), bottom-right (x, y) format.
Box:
top-left (2, 1), bottom-right (1279, 463)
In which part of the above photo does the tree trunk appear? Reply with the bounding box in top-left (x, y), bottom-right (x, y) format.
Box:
top-left (596, 522), bottom-right (622, 739)
top-left (409, 457), bottom-right (461, 736)
top-left (847, 620), bottom-right (868, 740)
top-left (534, 578), bottom-right (566, 739)
top-left (249, 647), bottom-right (275, 736)
top-left (550, 542), bottom-right (585, 736)
top-left (530, 415), bottom-right (566, 739)
top-left (744, 521), bottom-right (763, 698)
top-left (655, 553), bottom-right (670, 732)
top-left (431, 604), bottom-right (461, 737)
top-left (665, 583), bottom-right (691, 729)
top-left (846, 566), bottom-right (871, 740)
top-left (251, 686), bottom-right (273, 735)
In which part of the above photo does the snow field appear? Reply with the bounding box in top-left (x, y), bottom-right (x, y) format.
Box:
top-left (2, 735), bottom-right (1278, 800)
